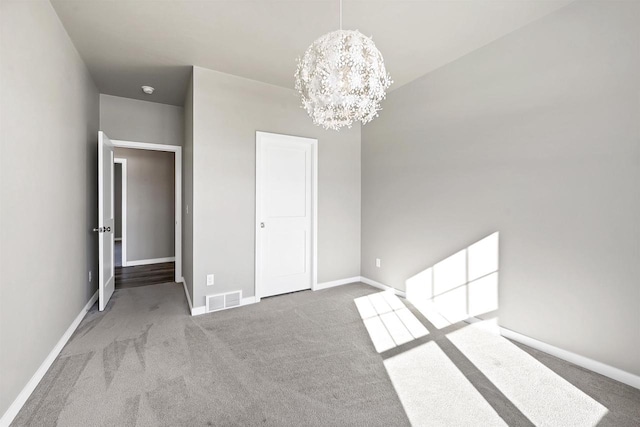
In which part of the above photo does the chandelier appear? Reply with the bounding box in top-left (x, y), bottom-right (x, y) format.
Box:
top-left (295, 0), bottom-right (392, 130)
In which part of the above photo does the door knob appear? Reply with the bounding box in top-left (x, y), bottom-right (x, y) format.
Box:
top-left (260, 222), bottom-right (265, 228)
top-left (93, 227), bottom-right (112, 233)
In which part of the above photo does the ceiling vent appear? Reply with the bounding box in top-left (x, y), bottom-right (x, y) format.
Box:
top-left (206, 291), bottom-right (242, 313)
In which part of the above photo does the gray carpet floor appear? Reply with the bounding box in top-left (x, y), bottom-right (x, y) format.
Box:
top-left (11, 282), bottom-right (640, 426)
top-left (12, 283), bottom-right (410, 426)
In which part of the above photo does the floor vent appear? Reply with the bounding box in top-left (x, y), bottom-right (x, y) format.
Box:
top-left (206, 290), bottom-right (242, 313)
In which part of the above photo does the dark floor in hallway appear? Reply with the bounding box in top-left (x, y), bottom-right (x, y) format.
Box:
top-left (114, 241), bottom-right (175, 289)
top-left (115, 262), bottom-right (175, 289)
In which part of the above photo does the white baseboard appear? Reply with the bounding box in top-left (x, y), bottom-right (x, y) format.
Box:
top-left (315, 276), bottom-right (361, 291)
top-left (179, 278), bottom-right (206, 316)
top-left (191, 306), bottom-right (207, 316)
top-left (360, 276), bottom-right (407, 298)
top-left (179, 277), bottom-right (194, 315)
top-left (0, 291), bottom-right (98, 427)
top-left (241, 296), bottom-right (258, 306)
top-left (126, 257), bottom-right (175, 267)
top-left (500, 326), bottom-right (640, 390)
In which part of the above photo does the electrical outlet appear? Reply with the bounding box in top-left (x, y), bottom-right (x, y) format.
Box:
top-left (89, 271), bottom-right (92, 283)
top-left (207, 274), bottom-right (215, 286)
top-left (376, 258), bottom-right (381, 268)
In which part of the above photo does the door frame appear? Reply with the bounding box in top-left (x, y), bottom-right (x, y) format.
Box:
top-left (111, 139), bottom-right (182, 282)
top-left (254, 131), bottom-right (318, 302)
top-left (114, 158), bottom-right (128, 266)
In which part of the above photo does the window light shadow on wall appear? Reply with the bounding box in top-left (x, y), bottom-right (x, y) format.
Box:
top-left (406, 232), bottom-right (499, 328)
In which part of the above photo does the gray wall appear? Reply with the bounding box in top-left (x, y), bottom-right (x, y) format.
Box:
top-left (191, 66), bottom-right (361, 307)
top-left (182, 73), bottom-right (194, 302)
top-left (361, 1), bottom-right (639, 375)
top-left (114, 148), bottom-right (175, 262)
top-left (99, 94), bottom-right (184, 146)
top-left (0, 0), bottom-right (100, 416)
top-left (114, 164), bottom-right (122, 239)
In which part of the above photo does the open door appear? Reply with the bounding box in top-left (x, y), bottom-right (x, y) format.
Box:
top-left (96, 131), bottom-right (115, 310)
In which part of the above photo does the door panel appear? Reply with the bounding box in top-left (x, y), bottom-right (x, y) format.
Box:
top-left (257, 132), bottom-right (316, 298)
top-left (98, 131), bottom-right (115, 310)
top-left (267, 230), bottom-right (307, 277)
top-left (266, 147), bottom-right (307, 218)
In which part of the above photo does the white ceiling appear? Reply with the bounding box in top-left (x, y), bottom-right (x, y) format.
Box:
top-left (51, 0), bottom-right (573, 106)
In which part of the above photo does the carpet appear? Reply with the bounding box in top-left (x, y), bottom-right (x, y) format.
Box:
top-left (12, 283), bottom-right (410, 426)
top-left (11, 282), bottom-right (640, 426)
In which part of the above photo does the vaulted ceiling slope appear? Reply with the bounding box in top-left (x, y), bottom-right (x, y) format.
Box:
top-left (51, 0), bottom-right (573, 106)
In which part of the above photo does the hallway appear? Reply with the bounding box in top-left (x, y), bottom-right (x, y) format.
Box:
top-left (114, 241), bottom-right (175, 289)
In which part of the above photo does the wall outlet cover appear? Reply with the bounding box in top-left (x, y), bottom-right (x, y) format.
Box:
top-left (207, 274), bottom-right (214, 286)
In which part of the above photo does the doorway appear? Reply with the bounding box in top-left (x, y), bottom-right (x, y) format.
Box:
top-left (113, 146), bottom-right (178, 289)
top-left (255, 131), bottom-right (318, 300)
top-left (97, 132), bottom-right (182, 310)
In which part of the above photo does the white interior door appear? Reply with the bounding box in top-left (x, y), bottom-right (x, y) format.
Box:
top-left (256, 132), bottom-right (316, 298)
top-left (97, 131), bottom-right (115, 310)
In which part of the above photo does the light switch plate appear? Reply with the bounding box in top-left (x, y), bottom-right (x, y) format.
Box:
top-left (376, 258), bottom-right (381, 268)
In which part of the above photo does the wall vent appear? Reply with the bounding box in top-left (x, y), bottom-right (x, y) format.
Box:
top-left (206, 290), bottom-right (243, 313)
top-left (225, 291), bottom-right (241, 308)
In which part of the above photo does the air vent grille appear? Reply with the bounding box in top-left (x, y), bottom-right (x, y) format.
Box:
top-left (206, 290), bottom-right (243, 313)
top-left (225, 291), bottom-right (241, 308)
top-left (206, 295), bottom-right (224, 312)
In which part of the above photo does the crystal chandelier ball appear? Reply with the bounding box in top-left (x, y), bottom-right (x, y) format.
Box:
top-left (295, 30), bottom-right (392, 131)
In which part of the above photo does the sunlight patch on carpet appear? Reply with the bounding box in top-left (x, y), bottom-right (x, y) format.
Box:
top-left (447, 321), bottom-right (608, 426)
top-left (384, 341), bottom-right (508, 426)
top-left (355, 291), bottom-right (428, 353)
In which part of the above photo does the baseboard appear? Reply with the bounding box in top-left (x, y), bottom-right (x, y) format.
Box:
top-left (0, 290), bottom-right (98, 427)
top-left (500, 326), bottom-right (640, 390)
top-left (315, 276), bottom-right (361, 291)
top-left (126, 257), bottom-right (175, 267)
top-left (179, 278), bottom-right (206, 316)
top-left (191, 306), bottom-right (207, 316)
top-left (360, 276), bottom-right (407, 298)
top-left (241, 296), bottom-right (258, 306)
top-left (179, 277), bottom-right (194, 315)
